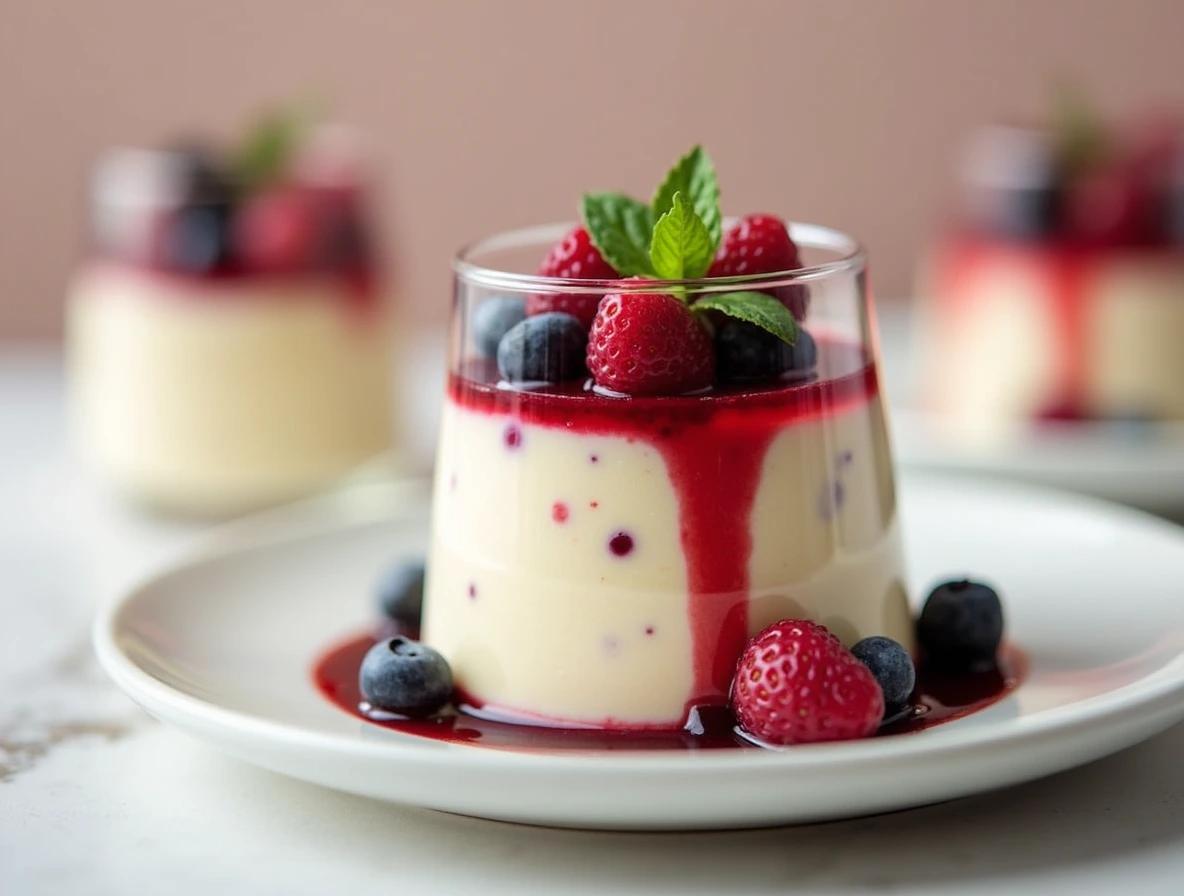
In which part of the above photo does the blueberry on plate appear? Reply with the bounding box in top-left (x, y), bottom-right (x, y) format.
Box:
top-left (497, 312), bottom-right (587, 383)
top-left (851, 636), bottom-right (916, 709)
top-left (917, 579), bottom-right (1005, 669)
top-left (376, 558), bottom-right (426, 633)
top-left (715, 320), bottom-right (817, 383)
top-left (473, 296), bottom-right (527, 358)
top-left (359, 637), bottom-right (452, 717)
top-left (785, 327), bottom-right (817, 375)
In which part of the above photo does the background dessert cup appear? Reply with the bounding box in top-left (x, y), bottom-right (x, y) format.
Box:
top-left (67, 120), bottom-right (395, 515)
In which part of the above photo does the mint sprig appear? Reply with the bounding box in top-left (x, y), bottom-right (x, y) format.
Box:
top-left (581, 145), bottom-right (722, 279)
top-left (233, 95), bottom-right (324, 190)
top-left (652, 145), bottom-right (721, 249)
top-left (1051, 82), bottom-right (1109, 177)
top-left (650, 192), bottom-right (714, 280)
top-left (692, 291), bottom-right (798, 345)
top-left (579, 144), bottom-right (797, 344)
top-left (580, 193), bottom-right (655, 277)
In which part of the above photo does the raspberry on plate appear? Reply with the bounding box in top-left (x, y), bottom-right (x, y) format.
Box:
top-left (731, 619), bottom-right (885, 745)
top-left (586, 291), bottom-right (714, 396)
top-left (708, 214), bottom-right (808, 320)
top-left (527, 226), bottom-right (619, 329)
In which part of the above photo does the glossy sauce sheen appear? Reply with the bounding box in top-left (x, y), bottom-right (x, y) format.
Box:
top-left (447, 342), bottom-right (879, 706)
top-left (313, 634), bottom-right (1027, 752)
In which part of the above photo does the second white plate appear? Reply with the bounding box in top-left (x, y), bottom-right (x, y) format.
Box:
top-left (94, 474), bottom-right (1184, 830)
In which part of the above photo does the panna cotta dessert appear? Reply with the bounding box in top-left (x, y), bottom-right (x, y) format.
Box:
top-left (917, 99), bottom-right (1184, 439)
top-left (68, 108), bottom-right (393, 513)
top-left (420, 147), bottom-right (912, 730)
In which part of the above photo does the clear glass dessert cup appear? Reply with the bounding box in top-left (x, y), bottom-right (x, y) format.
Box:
top-left (423, 221), bottom-right (910, 731)
top-left (67, 146), bottom-right (394, 517)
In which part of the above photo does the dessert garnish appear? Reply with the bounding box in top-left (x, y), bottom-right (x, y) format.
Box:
top-left (376, 558), bottom-right (426, 638)
top-left (496, 312), bottom-right (588, 384)
top-left (964, 86), bottom-right (1183, 246)
top-left (359, 636), bottom-right (452, 718)
top-left (471, 296), bottom-right (527, 359)
top-left (851, 636), bottom-right (917, 711)
top-left (917, 579), bottom-right (1005, 671)
top-left (94, 97), bottom-right (373, 281)
top-left (731, 620), bottom-right (885, 746)
top-left (474, 145), bottom-right (813, 397)
top-left (344, 557), bottom-right (1013, 747)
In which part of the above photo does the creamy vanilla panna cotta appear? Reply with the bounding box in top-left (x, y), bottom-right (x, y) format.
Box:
top-left (68, 117), bottom-right (394, 513)
top-left (916, 107), bottom-right (1184, 439)
top-left (423, 211), bottom-right (911, 730)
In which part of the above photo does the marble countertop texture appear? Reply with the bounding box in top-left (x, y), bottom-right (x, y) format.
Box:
top-left (4, 324), bottom-right (1184, 896)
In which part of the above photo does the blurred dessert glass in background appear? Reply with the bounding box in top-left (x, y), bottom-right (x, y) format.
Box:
top-left (67, 103), bottom-right (396, 515)
top-left (915, 91), bottom-right (1184, 442)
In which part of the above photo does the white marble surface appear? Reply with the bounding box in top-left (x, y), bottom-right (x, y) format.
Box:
top-left (4, 340), bottom-right (1184, 895)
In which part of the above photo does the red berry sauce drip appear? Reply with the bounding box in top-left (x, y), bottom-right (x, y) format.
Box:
top-left (313, 634), bottom-right (1027, 752)
top-left (932, 238), bottom-right (1184, 417)
top-left (447, 340), bottom-right (880, 709)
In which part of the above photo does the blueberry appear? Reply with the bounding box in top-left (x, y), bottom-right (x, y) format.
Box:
top-left (319, 207), bottom-right (370, 270)
top-left (917, 579), bottom-right (1005, 669)
top-left (786, 328), bottom-right (817, 374)
top-left (715, 320), bottom-right (817, 383)
top-left (497, 312), bottom-right (587, 383)
top-left (851, 636), bottom-right (916, 709)
top-left (376, 558), bottom-right (425, 632)
top-left (473, 296), bottom-right (527, 358)
top-left (163, 203), bottom-right (235, 273)
top-left (359, 637), bottom-right (452, 717)
top-left (962, 125), bottom-right (1061, 240)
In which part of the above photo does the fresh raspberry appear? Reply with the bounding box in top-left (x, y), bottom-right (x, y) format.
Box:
top-left (708, 214), bottom-right (808, 320)
top-left (586, 290), bottom-right (714, 396)
top-left (234, 187), bottom-right (318, 274)
top-left (527, 226), bottom-right (619, 329)
top-left (731, 620), bottom-right (884, 745)
top-left (1063, 161), bottom-right (1151, 247)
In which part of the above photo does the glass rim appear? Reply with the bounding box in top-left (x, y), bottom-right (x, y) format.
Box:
top-left (453, 221), bottom-right (867, 295)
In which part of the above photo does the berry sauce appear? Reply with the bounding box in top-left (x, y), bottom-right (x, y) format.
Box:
top-left (447, 341), bottom-right (881, 707)
top-left (313, 634), bottom-right (1027, 752)
top-left (931, 239), bottom-right (1184, 414)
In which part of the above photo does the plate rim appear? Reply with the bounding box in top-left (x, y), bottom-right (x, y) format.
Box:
top-left (93, 472), bottom-right (1184, 778)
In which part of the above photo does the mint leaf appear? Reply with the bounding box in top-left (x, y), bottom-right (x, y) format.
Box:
top-left (650, 192), bottom-right (714, 281)
top-left (1051, 82), bottom-right (1108, 176)
top-left (580, 192), bottom-right (655, 277)
top-left (652, 145), bottom-right (722, 250)
top-left (233, 95), bottom-right (323, 189)
top-left (692, 291), bottom-right (798, 344)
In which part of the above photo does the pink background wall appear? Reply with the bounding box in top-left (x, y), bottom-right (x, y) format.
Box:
top-left (2, 0), bottom-right (1182, 339)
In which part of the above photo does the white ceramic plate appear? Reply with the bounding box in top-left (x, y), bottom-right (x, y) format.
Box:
top-left (94, 474), bottom-right (1184, 831)
top-left (891, 408), bottom-right (1184, 517)
top-left (877, 307), bottom-right (1184, 516)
